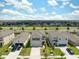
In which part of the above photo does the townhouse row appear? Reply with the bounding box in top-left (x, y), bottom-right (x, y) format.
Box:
top-left (0, 30), bottom-right (79, 48)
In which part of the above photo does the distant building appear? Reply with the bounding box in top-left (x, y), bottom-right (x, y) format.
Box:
top-left (12, 32), bottom-right (30, 47)
top-left (48, 31), bottom-right (68, 46)
top-left (30, 30), bottom-right (45, 47)
top-left (0, 30), bottom-right (15, 46)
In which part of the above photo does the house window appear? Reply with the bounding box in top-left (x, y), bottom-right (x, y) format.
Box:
top-left (32, 38), bottom-right (40, 40)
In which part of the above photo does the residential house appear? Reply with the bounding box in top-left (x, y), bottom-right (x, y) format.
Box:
top-left (30, 30), bottom-right (45, 47)
top-left (0, 30), bottom-right (15, 46)
top-left (12, 31), bottom-right (30, 48)
top-left (48, 31), bottom-right (68, 46)
top-left (67, 32), bottom-right (79, 46)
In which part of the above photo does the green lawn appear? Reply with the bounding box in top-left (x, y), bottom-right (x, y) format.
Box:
top-left (19, 48), bottom-right (31, 56)
top-left (17, 58), bottom-right (28, 59)
top-left (41, 58), bottom-right (66, 59)
top-left (0, 56), bottom-right (5, 59)
top-left (41, 45), bottom-right (64, 56)
top-left (19, 41), bottom-right (31, 56)
top-left (68, 44), bottom-right (79, 55)
top-left (68, 47), bottom-right (79, 55)
top-left (1, 26), bottom-right (79, 31)
top-left (0, 43), bottom-right (11, 56)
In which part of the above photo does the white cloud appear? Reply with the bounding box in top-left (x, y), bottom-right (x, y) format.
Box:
top-left (0, 3), bottom-right (5, 7)
top-left (70, 3), bottom-right (79, 9)
top-left (48, 0), bottom-right (58, 7)
top-left (0, 11), bottom-right (65, 20)
top-left (59, 0), bottom-right (70, 2)
top-left (60, 2), bottom-right (69, 8)
top-left (1, 9), bottom-right (23, 16)
top-left (40, 8), bottom-right (46, 12)
top-left (5, 0), bottom-right (34, 14)
top-left (0, 9), bottom-right (79, 20)
top-left (72, 10), bottom-right (79, 15)
top-left (59, 0), bottom-right (70, 8)
top-left (62, 10), bottom-right (79, 20)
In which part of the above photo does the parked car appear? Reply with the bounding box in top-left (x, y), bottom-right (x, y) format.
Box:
top-left (17, 45), bottom-right (21, 50)
top-left (11, 48), bottom-right (16, 52)
top-left (66, 48), bottom-right (74, 55)
top-left (11, 45), bottom-right (17, 52)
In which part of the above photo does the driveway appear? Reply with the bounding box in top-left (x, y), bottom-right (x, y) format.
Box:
top-left (5, 49), bottom-right (21, 59)
top-left (29, 47), bottom-right (41, 59)
top-left (76, 46), bottom-right (79, 49)
top-left (59, 47), bottom-right (78, 59)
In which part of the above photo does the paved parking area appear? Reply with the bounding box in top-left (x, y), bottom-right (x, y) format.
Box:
top-left (29, 47), bottom-right (41, 59)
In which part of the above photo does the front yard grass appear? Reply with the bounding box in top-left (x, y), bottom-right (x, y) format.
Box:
top-left (19, 48), bottom-right (31, 56)
top-left (0, 43), bottom-right (11, 56)
top-left (41, 47), bottom-right (64, 56)
top-left (19, 40), bottom-right (31, 56)
top-left (41, 38), bottom-right (64, 56)
top-left (41, 57), bottom-right (66, 59)
top-left (68, 44), bottom-right (79, 55)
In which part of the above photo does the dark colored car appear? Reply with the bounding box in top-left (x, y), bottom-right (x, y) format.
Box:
top-left (11, 45), bottom-right (17, 52)
top-left (66, 48), bottom-right (74, 55)
top-left (17, 46), bottom-right (21, 50)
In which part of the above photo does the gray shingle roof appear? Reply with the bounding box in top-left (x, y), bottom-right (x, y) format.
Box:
top-left (13, 31), bottom-right (29, 44)
top-left (0, 30), bottom-right (14, 38)
top-left (67, 33), bottom-right (79, 45)
top-left (48, 31), bottom-right (68, 40)
top-left (31, 30), bottom-right (45, 38)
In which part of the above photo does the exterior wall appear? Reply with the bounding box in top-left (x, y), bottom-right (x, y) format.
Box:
top-left (57, 38), bottom-right (68, 46)
top-left (3, 33), bottom-right (15, 45)
top-left (41, 36), bottom-right (45, 42)
top-left (48, 35), bottom-right (68, 46)
top-left (77, 32), bottom-right (79, 36)
top-left (48, 35), bottom-right (54, 45)
top-left (30, 36), bottom-right (43, 47)
top-left (31, 40), bottom-right (42, 47)
top-left (23, 35), bottom-right (30, 46)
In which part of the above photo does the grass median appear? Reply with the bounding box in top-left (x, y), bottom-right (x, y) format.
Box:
top-left (19, 40), bottom-right (31, 56)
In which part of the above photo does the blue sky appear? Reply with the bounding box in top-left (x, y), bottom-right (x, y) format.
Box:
top-left (0, 0), bottom-right (79, 20)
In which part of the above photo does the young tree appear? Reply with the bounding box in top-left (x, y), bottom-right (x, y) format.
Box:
top-left (22, 27), bottom-right (24, 30)
top-left (67, 27), bottom-right (70, 30)
top-left (56, 27), bottom-right (59, 30)
top-left (33, 26), bottom-right (35, 30)
top-left (0, 27), bottom-right (2, 30)
top-left (44, 27), bottom-right (47, 30)
top-left (10, 27), bottom-right (13, 30)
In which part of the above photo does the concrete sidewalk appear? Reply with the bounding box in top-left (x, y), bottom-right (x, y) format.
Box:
top-left (5, 49), bottom-right (21, 59)
top-left (29, 47), bottom-right (41, 59)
